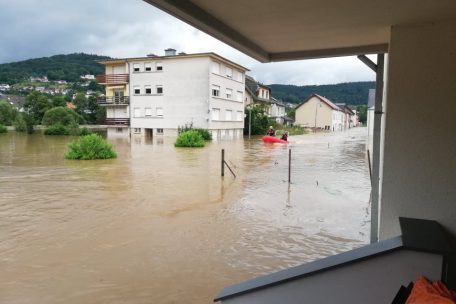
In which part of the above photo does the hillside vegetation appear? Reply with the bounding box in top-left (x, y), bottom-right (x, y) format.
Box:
top-left (269, 81), bottom-right (375, 106)
top-left (0, 53), bottom-right (110, 84)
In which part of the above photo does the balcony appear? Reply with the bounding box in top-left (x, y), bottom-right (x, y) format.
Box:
top-left (97, 96), bottom-right (130, 106)
top-left (96, 74), bottom-right (129, 85)
top-left (105, 118), bottom-right (130, 126)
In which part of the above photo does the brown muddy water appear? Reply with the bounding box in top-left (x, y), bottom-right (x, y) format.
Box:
top-left (0, 128), bottom-right (370, 304)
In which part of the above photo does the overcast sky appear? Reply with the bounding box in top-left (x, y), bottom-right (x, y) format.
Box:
top-left (0, 0), bottom-right (375, 85)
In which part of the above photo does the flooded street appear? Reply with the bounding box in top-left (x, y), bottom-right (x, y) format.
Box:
top-left (0, 128), bottom-right (370, 304)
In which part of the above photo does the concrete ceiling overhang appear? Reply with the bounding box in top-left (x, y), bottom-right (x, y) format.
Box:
top-left (143, 0), bottom-right (456, 62)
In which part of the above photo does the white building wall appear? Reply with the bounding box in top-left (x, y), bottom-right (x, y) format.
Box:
top-left (379, 19), bottom-right (456, 240)
top-left (209, 60), bottom-right (245, 139)
top-left (129, 57), bottom-right (210, 133)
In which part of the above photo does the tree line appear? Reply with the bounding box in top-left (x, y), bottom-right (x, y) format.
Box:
top-left (0, 53), bottom-right (110, 84)
top-left (269, 81), bottom-right (375, 106)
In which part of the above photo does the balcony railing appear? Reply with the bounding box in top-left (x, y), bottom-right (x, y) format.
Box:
top-left (96, 74), bottom-right (129, 84)
top-left (98, 96), bottom-right (130, 106)
top-left (105, 118), bottom-right (130, 126)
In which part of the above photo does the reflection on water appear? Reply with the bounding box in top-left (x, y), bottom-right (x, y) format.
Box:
top-left (0, 128), bottom-right (370, 304)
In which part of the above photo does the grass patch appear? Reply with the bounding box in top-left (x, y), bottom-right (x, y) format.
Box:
top-left (65, 134), bottom-right (117, 160)
top-left (175, 130), bottom-right (205, 147)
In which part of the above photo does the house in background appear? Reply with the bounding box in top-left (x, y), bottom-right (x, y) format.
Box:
top-left (335, 103), bottom-right (355, 129)
top-left (97, 49), bottom-right (248, 140)
top-left (244, 75), bottom-right (290, 124)
top-left (295, 94), bottom-right (344, 131)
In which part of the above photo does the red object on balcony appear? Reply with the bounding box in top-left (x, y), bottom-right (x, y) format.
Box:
top-left (96, 74), bottom-right (129, 84)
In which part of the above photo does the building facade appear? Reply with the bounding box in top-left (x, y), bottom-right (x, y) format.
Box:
top-left (295, 94), bottom-right (344, 131)
top-left (97, 50), bottom-right (248, 140)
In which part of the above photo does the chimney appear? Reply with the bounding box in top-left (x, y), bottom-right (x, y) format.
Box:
top-left (165, 48), bottom-right (177, 56)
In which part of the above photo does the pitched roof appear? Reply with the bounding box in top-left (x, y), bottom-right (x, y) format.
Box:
top-left (296, 94), bottom-right (342, 111)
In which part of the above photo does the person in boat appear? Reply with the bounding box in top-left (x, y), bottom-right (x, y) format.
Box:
top-left (266, 126), bottom-right (275, 136)
top-left (280, 131), bottom-right (289, 141)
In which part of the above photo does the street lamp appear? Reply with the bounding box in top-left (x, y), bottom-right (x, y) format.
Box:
top-left (314, 101), bottom-right (321, 132)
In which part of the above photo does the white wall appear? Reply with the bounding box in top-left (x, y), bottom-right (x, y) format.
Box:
top-left (379, 19), bottom-right (456, 239)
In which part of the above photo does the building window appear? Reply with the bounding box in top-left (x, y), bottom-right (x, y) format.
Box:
top-left (225, 67), bottom-right (233, 78)
top-left (134, 86), bottom-right (140, 95)
top-left (212, 85), bottom-right (220, 97)
top-left (156, 86), bottom-right (163, 94)
top-left (266, 91), bottom-right (269, 99)
top-left (156, 107), bottom-right (163, 116)
top-left (236, 71), bottom-right (243, 82)
top-left (225, 88), bottom-right (232, 99)
top-left (145, 108), bottom-right (152, 117)
top-left (225, 109), bottom-right (232, 121)
top-left (157, 128), bottom-right (164, 134)
top-left (237, 111), bottom-right (243, 121)
top-left (133, 63), bottom-right (140, 72)
top-left (212, 62), bottom-right (220, 74)
top-left (134, 108), bottom-right (141, 118)
top-left (212, 108), bottom-right (220, 120)
top-left (236, 91), bottom-right (243, 102)
top-left (145, 86), bottom-right (152, 94)
top-left (116, 128), bottom-right (123, 133)
top-left (145, 63), bottom-right (152, 71)
top-left (156, 62), bottom-right (163, 71)
top-left (134, 128), bottom-right (141, 133)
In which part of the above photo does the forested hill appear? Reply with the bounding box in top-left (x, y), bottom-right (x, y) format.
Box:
top-left (0, 53), bottom-right (111, 84)
top-left (269, 81), bottom-right (375, 106)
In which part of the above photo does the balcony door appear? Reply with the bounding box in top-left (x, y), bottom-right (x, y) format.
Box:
top-left (114, 89), bottom-right (123, 103)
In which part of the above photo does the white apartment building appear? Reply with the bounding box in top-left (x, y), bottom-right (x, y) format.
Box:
top-left (97, 49), bottom-right (248, 140)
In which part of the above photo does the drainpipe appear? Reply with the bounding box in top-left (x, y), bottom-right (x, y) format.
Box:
top-left (357, 54), bottom-right (385, 243)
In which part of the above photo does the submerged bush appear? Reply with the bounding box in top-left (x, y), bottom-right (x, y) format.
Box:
top-left (65, 134), bottom-right (117, 160)
top-left (78, 127), bottom-right (92, 136)
top-left (0, 124), bottom-right (7, 133)
top-left (14, 113), bottom-right (34, 133)
top-left (44, 123), bottom-right (70, 135)
top-left (174, 130), bottom-right (205, 147)
top-left (193, 128), bottom-right (212, 141)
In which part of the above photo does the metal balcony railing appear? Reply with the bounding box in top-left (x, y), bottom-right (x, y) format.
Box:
top-left (97, 96), bottom-right (130, 106)
top-left (105, 118), bottom-right (130, 126)
top-left (96, 74), bottom-right (129, 84)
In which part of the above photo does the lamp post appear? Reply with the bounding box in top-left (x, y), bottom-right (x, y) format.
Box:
top-left (314, 101), bottom-right (321, 132)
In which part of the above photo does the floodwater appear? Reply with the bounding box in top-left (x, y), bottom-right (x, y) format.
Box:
top-left (0, 128), bottom-right (370, 304)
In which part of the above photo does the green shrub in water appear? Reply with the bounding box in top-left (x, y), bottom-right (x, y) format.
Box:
top-left (174, 130), bottom-right (205, 147)
top-left (78, 127), bottom-right (92, 136)
top-left (0, 124), bottom-right (7, 133)
top-left (65, 134), bottom-right (117, 160)
top-left (193, 128), bottom-right (212, 141)
top-left (44, 123), bottom-right (70, 135)
top-left (42, 107), bottom-right (79, 127)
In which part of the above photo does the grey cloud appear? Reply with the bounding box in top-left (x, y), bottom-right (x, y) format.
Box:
top-left (0, 0), bottom-right (375, 85)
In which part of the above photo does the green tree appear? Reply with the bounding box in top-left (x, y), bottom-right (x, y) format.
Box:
top-left (244, 105), bottom-right (271, 135)
top-left (42, 107), bottom-right (80, 127)
top-left (85, 95), bottom-right (99, 124)
top-left (73, 92), bottom-right (88, 123)
top-left (0, 99), bottom-right (13, 125)
top-left (356, 104), bottom-right (368, 124)
top-left (24, 91), bottom-right (51, 124)
top-left (286, 107), bottom-right (296, 120)
top-left (52, 95), bottom-right (67, 107)
top-left (14, 112), bottom-right (34, 133)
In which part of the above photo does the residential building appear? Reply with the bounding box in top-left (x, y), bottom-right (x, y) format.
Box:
top-left (335, 103), bottom-right (355, 129)
top-left (269, 97), bottom-right (287, 124)
top-left (295, 94), bottom-right (344, 131)
top-left (97, 50), bottom-right (248, 140)
top-left (244, 75), bottom-right (290, 124)
top-left (80, 74), bottom-right (95, 80)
